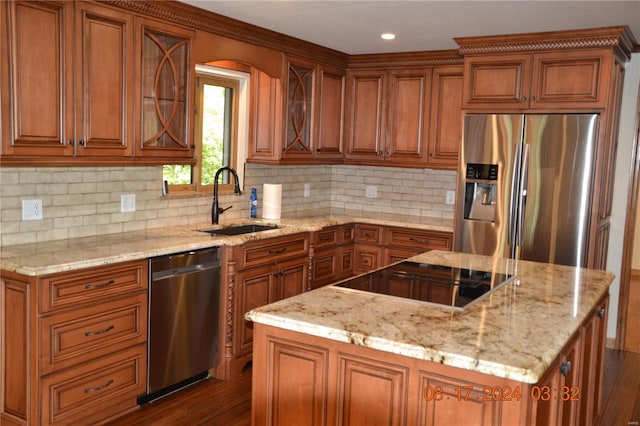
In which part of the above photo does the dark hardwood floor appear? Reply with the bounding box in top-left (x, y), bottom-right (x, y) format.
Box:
top-left (108, 349), bottom-right (640, 425)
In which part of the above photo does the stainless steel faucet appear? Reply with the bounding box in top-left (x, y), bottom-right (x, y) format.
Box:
top-left (212, 166), bottom-right (242, 224)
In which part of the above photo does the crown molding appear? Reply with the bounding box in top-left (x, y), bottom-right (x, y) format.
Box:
top-left (348, 50), bottom-right (463, 69)
top-left (455, 26), bottom-right (637, 61)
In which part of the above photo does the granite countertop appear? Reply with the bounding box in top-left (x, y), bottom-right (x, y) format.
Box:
top-left (246, 250), bottom-right (614, 384)
top-left (0, 209), bottom-right (452, 276)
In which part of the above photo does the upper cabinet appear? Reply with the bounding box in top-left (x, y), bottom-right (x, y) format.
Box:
top-left (0, 1), bottom-right (135, 164)
top-left (248, 56), bottom-right (346, 164)
top-left (0, 1), bottom-right (196, 166)
top-left (135, 17), bottom-right (195, 160)
top-left (461, 50), bottom-right (613, 110)
top-left (345, 68), bottom-right (432, 166)
top-left (343, 55), bottom-right (463, 169)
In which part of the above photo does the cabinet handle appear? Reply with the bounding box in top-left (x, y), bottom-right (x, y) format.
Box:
top-left (559, 361), bottom-right (572, 376)
top-left (273, 271), bottom-right (284, 278)
top-left (522, 96), bottom-right (527, 101)
top-left (78, 139), bottom-right (86, 147)
top-left (84, 379), bottom-right (114, 394)
top-left (68, 139), bottom-right (75, 146)
top-left (377, 151), bottom-right (383, 156)
top-left (84, 325), bottom-right (114, 337)
top-left (531, 96), bottom-right (536, 102)
top-left (597, 308), bottom-right (606, 318)
top-left (85, 279), bottom-right (115, 290)
top-left (269, 248), bottom-right (286, 255)
top-left (409, 237), bottom-right (430, 245)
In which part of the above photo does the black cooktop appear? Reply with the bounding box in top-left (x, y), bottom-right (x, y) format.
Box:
top-left (335, 261), bottom-right (514, 310)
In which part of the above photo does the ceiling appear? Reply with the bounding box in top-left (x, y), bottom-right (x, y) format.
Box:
top-left (179, 1), bottom-right (640, 55)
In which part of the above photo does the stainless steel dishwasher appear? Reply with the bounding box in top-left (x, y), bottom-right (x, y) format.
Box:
top-left (139, 247), bottom-right (221, 404)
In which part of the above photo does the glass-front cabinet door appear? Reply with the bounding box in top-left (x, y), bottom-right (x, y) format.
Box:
top-left (282, 59), bottom-right (315, 159)
top-left (136, 18), bottom-right (195, 160)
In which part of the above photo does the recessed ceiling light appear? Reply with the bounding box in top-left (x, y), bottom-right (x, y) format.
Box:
top-left (381, 33), bottom-right (396, 40)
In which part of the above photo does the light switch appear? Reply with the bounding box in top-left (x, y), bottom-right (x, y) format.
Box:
top-left (22, 199), bottom-right (43, 220)
top-left (121, 194), bottom-right (136, 212)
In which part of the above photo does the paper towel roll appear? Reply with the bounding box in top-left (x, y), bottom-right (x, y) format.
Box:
top-left (262, 183), bottom-right (282, 219)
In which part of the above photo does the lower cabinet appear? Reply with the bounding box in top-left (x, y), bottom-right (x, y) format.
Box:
top-left (1, 260), bottom-right (148, 426)
top-left (252, 294), bottom-right (609, 426)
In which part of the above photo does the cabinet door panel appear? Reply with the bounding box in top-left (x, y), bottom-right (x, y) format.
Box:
top-left (75, 3), bottom-right (133, 156)
top-left (266, 338), bottom-right (329, 426)
top-left (418, 373), bottom-right (500, 426)
top-left (428, 66), bottom-right (463, 168)
top-left (249, 68), bottom-right (282, 161)
top-left (345, 71), bottom-right (385, 160)
top-left (236, 266), bottom-right (275, 356)
top-left (278, 257), bottom-right (308, 300)
top-left (1, 1), bottom-right (74, 156)
top-left (136, 18), bottom-right (194, 158)
top-left (462, 54), bottom-right (531, 109)
top-left (337, 354), bottom-right (408, 426)
top-left (530, 49), bottom-right (612, 109)
top-left (385, 69), bottom-right (430, 164)
top-left (316, 67), bottom-right (345, 159)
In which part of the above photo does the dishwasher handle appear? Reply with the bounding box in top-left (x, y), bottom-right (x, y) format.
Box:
top-left (152, 259), bottom-right (221, 282)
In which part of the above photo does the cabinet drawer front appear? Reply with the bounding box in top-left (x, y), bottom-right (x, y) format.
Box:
top-left (240, 234), bottom-right (309, 269)
top-left (40, 260), bottom-right (147, 313)
top-left (354, 224), bottom-right (383, 244)
top-left (313, 227), bottom-right (339, 248)
top-left (342, 225), bottom-right (355, 244)
top-left (41, 344), bottom-right (146, 426)
top-left (41, 293), bottom-right (147, 374)
top-left (385, 227), bottom-right (452, 251)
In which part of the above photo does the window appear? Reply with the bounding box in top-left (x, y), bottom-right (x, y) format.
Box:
top-left (163, 69), bottom-right (245, 193)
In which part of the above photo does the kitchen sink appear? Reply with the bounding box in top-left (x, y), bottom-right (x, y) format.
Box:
top-left (199, 224), bottom-right (280, 236)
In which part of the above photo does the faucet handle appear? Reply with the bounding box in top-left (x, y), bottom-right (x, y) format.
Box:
top-left (219, 205), bottom-right (233, 214)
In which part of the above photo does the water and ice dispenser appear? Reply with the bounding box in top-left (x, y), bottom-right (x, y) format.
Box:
top-left (463, 163), bottom-right (498, 222)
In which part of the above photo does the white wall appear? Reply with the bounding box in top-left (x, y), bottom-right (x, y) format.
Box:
top-left (606, 53), bottom-right (640, 339)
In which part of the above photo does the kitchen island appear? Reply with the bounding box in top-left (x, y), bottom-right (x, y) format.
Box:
top-left (246, 250), bottom-right (614, 426)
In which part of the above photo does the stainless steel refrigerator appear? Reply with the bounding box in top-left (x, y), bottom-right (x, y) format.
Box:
top-left (454, 114), bottom-right (599, 268)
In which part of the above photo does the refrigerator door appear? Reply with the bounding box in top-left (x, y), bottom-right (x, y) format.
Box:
top-left (455, 114), bottom-right (524, 258)
top-left (519, 114), bottom-right (599, 267)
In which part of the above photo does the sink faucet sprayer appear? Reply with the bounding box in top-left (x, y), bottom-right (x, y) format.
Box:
top-left (212, 166), bottom-right (242, 224)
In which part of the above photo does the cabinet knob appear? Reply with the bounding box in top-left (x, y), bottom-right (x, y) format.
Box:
top-left (559, 361), bottom-right (572, 376)
top-left (78, 139), bottom-right (86, 147)
top-left (522, 96), bottom-right (527, 102)
top-left (597, 308), bottom-right (606, 318)
top-left (67, 139), bottom-right (75, 146)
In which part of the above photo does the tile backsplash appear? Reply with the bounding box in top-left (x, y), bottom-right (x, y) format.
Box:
top-left (0, 163), bottom-right (456, 246)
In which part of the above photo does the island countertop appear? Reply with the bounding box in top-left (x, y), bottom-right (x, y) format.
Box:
top-left (246, 250), bottom-right (614, 384)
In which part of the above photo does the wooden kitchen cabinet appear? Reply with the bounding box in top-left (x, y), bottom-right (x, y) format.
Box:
top-left (0, 0), bottom-right (134, 164)
top-left (222, 233), bottom-right (310, 375)
top-left (135, 17), bottom-right (195, 160)
top-left (427, 66), bottom-right (463, 169)
top-left (462, 50), bottom-right (613, 110)
top-left (310, 224), bottom-right (355, 288)
top-left (1, 259), bottom-right (148, 425)
top-left (282, 57), bottom-right (315, 159)
top-left (383, 226), bottom-right (453, 264)
top-left (345, 68), bottom-right (432, 166)
top-left (252, 294), bottom-right (609, 426)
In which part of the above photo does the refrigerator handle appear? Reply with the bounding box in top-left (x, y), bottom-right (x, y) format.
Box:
top-left (516, 143), bottom-right (531, 251)
top-left (508, 145), bottom-right (522, 252)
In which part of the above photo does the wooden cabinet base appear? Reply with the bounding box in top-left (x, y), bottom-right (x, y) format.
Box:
top-left (252, 295), bottom-right (607, 426)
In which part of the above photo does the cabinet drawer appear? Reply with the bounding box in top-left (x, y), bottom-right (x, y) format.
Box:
top-left (39, 260), bottom-right (147, 313)
top-left (313, 227), bottom-right (340, 248)
top-left (354, 224), bottom-right (383, 244)
top-left (239, 234), bottom-right (309, 269)
top-left (384, 227), bottom-right (452, 252)
top-left (41, 293), bottom-right (147, 374)
top-left (40, 344), bottom-right (146, 426)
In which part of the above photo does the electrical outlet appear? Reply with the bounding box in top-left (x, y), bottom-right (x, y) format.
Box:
top-left (121, 194), bottom-right (136, 212)
top-left (365, 185), bottom-right (378, 198)
top-left (304, 183), bottom-right (310, 197)
top-left (22, 199), bottom-right (43, 220)
top-left (446, 190), bottom-right (456, 205)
